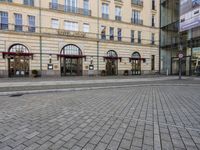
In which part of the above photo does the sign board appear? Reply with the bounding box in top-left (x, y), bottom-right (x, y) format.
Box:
top-left (180, 0), bottom-right (200, 32)
top-left (48, 64), bottom-right (53, 70)
top-left (178, 52), bottom-right (184, 59)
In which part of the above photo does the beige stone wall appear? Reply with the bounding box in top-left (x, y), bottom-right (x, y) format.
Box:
top-left (0, 0), bottom-right (160, 77)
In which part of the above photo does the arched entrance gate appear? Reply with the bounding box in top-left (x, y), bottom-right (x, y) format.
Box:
top-left (2, 44), bottom-right (33, 77)
top-left (130, 52), bottom-right (142, 75)
top-left (104, 50), bottom-right (120, 76)
top-left (59, 44), bottom-right (84, 76)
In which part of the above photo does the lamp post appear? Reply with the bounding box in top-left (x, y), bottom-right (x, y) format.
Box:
top-left (178, 44), bottom-right (183, 80)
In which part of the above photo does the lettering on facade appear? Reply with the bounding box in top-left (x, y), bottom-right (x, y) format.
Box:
top-left (58, 30), bottom-right (86, 38)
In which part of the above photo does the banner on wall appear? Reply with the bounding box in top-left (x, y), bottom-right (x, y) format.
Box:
top-left (180, 0), bottom-right (200, 32)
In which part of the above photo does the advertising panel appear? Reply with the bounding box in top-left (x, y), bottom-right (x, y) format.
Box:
top-left (180, 0), bottom-right (200, 32)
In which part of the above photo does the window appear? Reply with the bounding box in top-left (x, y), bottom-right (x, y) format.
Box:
top-left (65, 0), bottom-right (77, 12)
top-left (52, 0), bottom-right (58, 9)
top-left (132, 10), bottom-right (141, 24)
top-left (28, 15), bottom-right (35, 32)
top-left (152, 0), bottom-right (155, 10)
top-left (117, 28), bottom-right (122, 41)
top-left (138, 31), bottom-right (141, 44)
top-left (152, 15), bottom-right (155, 27)
top-left (102, 3), bottom-right (109, 19)
top-left (101, 25), bottom-right (106, 40)
top-left (24, 0), bottom-right (34, 6)
top-left (151, 33), bottom-right (155, 45)
top-left (110, 27), bottom-right (114, 40)
top-left (64, 21), bottom-right (78, 31)
top-left (131, 30), bottom-right (134, 43)
top-left (51, 19), bottom-right (59, 29)
top-left (83, 23), bottom-right (89, 32)
top-left (83, 0), bottom-right (90, 16)
top-left (151, 55), bottom-right (155, 70)
top-left (0, 11), bottom-right (8, 30)
top-left (115, 6), bottom-right (121, 21)
top-left (15, 13), bottom-right (22, 32)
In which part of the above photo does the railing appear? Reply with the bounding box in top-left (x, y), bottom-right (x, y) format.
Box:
top-left (49, 3), bottom-right (91, 16)
top-left (102, 13), bottom-right (109, 19)
top-left (131, 18), bottom-right (143, 25)
top-left (131, 0), bottom-right (143, 7)
top-left (0, 24), bottom-right (159, 46)
top-left (115, 16), bottom-right (122, 21)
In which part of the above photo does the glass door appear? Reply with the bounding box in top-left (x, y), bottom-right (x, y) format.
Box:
top-left (131, 60), bottom-right (141, 75)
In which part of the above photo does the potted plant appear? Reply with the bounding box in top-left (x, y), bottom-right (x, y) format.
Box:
top-left (101, 70), bottom-right (106, 76)
top-left (124, 70), bottom-right (129, 76)
top-left (32, 69), bottom-right (38, 78)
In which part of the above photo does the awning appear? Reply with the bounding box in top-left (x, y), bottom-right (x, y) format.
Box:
top-left (103, 56), bottom-right (122, 62)
top-left (57, 54), bottom-right (86, 60)
top-left (1, 52), bottom-right (33, 59)
top-left (129, 57), bottom-right (146, 62)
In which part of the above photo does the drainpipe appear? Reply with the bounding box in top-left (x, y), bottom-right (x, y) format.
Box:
top-left (39, 0), bottom-right (42, 76)
top-left (97, 0), bottom-right (100, 76)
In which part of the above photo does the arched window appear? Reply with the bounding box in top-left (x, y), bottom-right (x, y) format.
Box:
top-left (61, 44), bottom-right (82, 55)
top-left (107, 50), bottom-right (118, 57)
top-left (132, 52), bottom-right (141, 58)
top-left (9, 44), bottom-right (29, 53)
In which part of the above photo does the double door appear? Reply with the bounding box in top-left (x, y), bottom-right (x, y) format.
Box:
top-left (8, 56), bottom-right (30, 77)
top-left (61, 57), bottom-right (82, 76)
top-left (106, 59), bottom-right (118, 76)
top-left (131, 60), bottom-right (141, 75)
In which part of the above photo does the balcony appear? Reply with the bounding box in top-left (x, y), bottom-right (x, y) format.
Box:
top-left (131, 18), bottom-right (143, 25)
top-left (115, 16), bottom-right (122, 21)
top-left (49, 3), bottom-right (91, 16)
top-left (102, 13), bottom-right (109, 20)
top-left (131, 0), bottom-right (143, 7)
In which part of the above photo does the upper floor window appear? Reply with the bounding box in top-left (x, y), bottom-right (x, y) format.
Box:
top-left (101, 25), bottom-right (106, 40)
top-left (151, 33), bottom-right (155, 45)
top-left (110, 27), bottom-right (114, 40)
top-left (131, 30), bottom-right (134, 43)
top-left (102, 3), bottom-right (109, 19)
top-left (64, 21), bottom-right (78, 31)
top-left (83, 0), bottom-right (90, 15)
top-left (0, 11), bottom-right (8, 30)
top-left (115, 6), bottom-right (121, 21)
top-left (65, 0), bottom-right (77, 13)
top-left (132, 10), bottom-right (143, 25)
top-left (24, 0), bottom-right (34, 6)
top-left (51, 19), bottom-right (59, 29)
top-left (138, 31), bottom-right (141, 44)
top-left (15, 13), bottom-right (23, 32)
top-left (83, 23), bottom-right (89, 32)
top-left (28, 15), bottom-right (35, 32)
top-left (117, 28), bottom-right (122, 41)
top-left (152, 0), bottom-right (155, 10)
top-left (152, 15), bottom-right (155, 27)
top-left (52, 0), bottom-right (58, 9)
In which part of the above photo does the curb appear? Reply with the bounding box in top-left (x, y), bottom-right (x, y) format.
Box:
top-left (1, 83), bottom-right (199, 96)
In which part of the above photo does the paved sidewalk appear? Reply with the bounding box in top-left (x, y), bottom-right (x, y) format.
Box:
top-left (0, 84), bottom-right (200, 150)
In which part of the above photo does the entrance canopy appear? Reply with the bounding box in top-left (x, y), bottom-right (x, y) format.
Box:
top-left (129, 52), bottom-right (145, 62)
top-left (2, 44), bottom-right (33, 59)
top-left (103, 50), bottom-right (122, 62)
top-left (57, 44), bottom-right (86, 59)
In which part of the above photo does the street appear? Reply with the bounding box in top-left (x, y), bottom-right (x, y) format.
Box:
top-left (0, 79), bottom-right (200, 150)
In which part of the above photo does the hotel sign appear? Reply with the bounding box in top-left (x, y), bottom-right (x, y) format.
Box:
top-left (58, 30), bottom-right (86, 38)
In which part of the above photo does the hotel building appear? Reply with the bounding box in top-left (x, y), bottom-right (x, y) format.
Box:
top-left (0, 0), bottom-right (159, 77)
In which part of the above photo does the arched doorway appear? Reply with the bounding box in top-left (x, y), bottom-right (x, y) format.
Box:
top-left (60, 44), bottom-right (83, 76)
top-left (131, 52), bottom-right (141, 75)
top-left (106, 50), bottom-right (118, 76)
top-left (8, 44), bottom-right (31, 77)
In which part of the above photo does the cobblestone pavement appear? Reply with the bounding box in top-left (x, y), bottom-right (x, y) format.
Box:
top-left (0, 85), bottom-right (200, 150)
